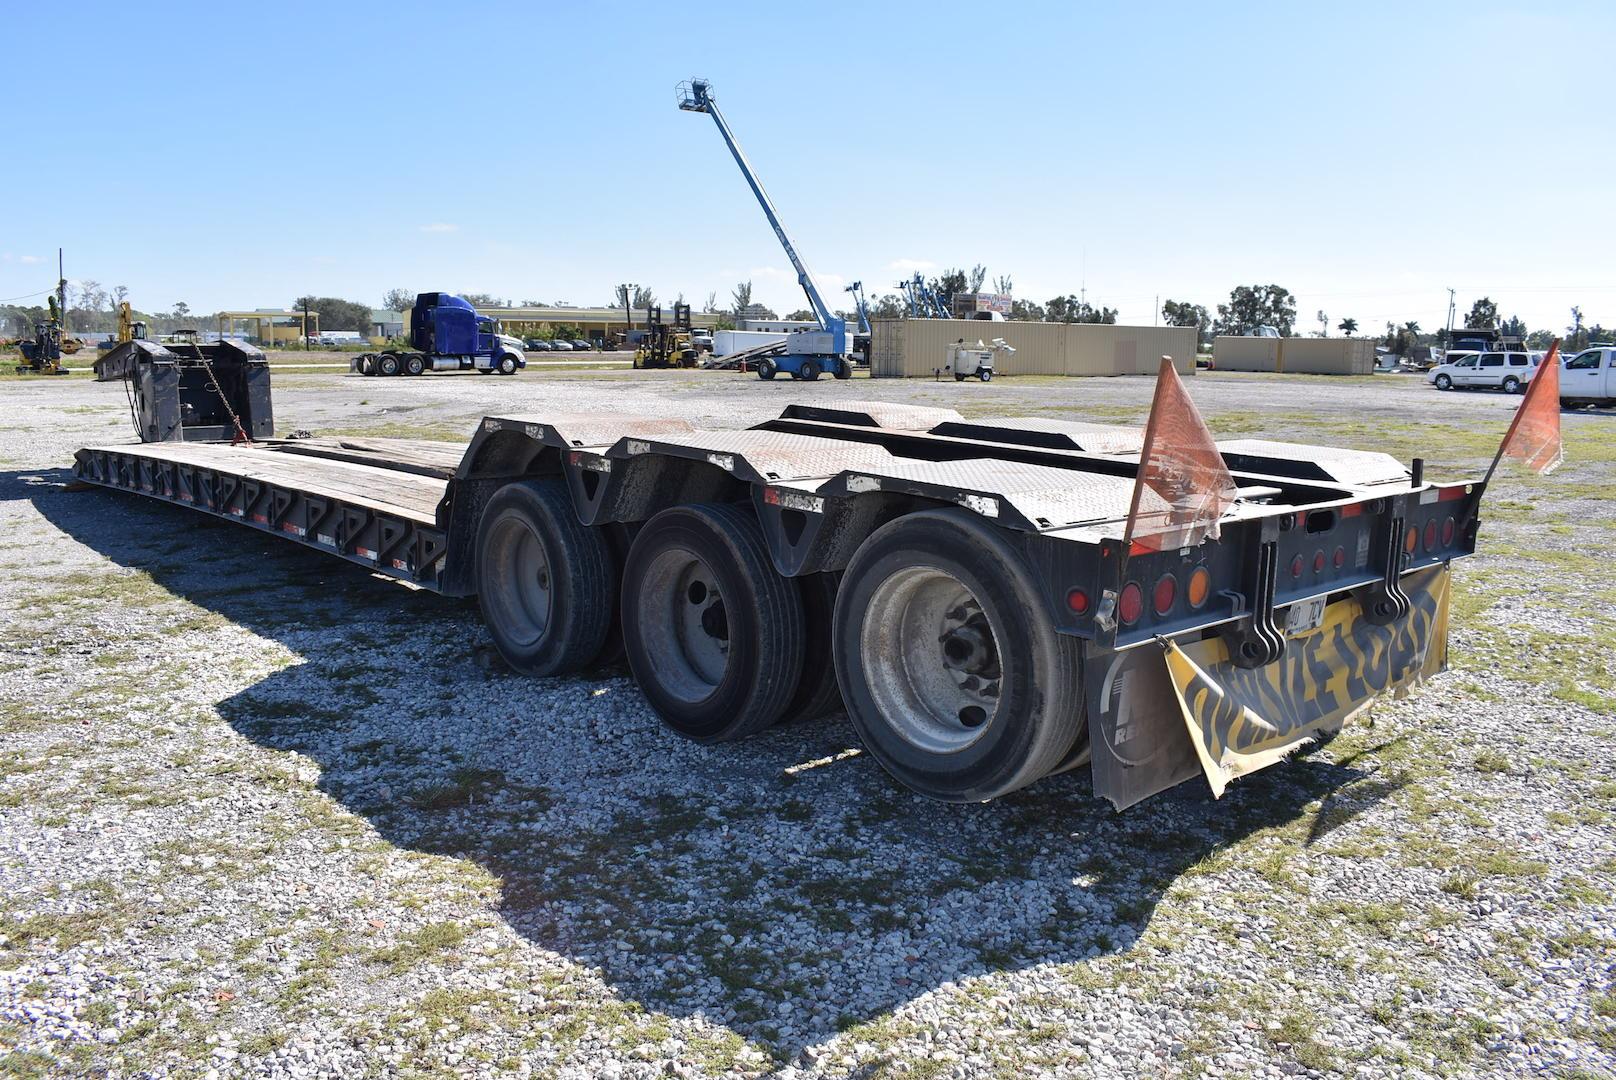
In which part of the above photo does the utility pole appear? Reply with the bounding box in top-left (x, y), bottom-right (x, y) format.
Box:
top-left (1445, 287), bottom-right (1456, 341)
top-left (1154, 295), bottom-right (1158, 327)
top-left (303, 299), bottom-right (311, 351)
top-left (620, 282), bottom-right (637, 345)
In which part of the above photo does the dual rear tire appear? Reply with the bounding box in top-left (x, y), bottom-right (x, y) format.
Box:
top-left (475, 484), bottom-right (1084, 801)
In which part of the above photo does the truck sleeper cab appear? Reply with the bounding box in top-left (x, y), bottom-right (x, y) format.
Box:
top-left (354, 292), bottom-right (526, 377)
top-left (74, 401), bottom-right (1483, 810)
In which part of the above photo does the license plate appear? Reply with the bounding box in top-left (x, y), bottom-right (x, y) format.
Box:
top-left (1285, 596), bottom-right (1327, 636)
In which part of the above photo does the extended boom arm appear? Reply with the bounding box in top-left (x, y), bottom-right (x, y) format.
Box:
top-left (679, 79), bottom-right (842, 335)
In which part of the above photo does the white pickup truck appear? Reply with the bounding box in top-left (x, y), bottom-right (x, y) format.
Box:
top-left (1428, 349), bottom-right (1539, 393)
top-left (1562, 346), bottom-right (1616, 408)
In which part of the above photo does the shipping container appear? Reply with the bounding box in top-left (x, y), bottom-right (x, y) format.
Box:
top-left (871, 320), bottom-right (1195, 379)
top-left (1213, 336), bottom-right (1376, 375)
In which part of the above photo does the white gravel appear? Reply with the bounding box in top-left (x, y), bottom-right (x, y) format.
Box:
top-left (1, 365), bottom-right (1612, 1077)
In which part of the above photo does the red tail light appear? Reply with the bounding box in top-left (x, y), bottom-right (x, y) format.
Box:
top-left (1153, 574), bottom-right (1177, 615)
top-left (1333, 546), bottom-right (1346, 569)
top-left (1312, 550), bottom-right (1326, 574)
top-left (1066, 587), bottom-right (1090, 614)
top-left (1290, 555), bottom-right (1305, 579)
top-left (1424, 521), bottom-right (1438, 552)
top-left (1442, 517), bottom-right (1456, 545)
top-left (1118, 582), bottom-right (1144, 625)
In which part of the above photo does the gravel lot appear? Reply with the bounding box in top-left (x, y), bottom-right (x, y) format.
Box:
top-left (2, 363), bottom-right (1613, 1078)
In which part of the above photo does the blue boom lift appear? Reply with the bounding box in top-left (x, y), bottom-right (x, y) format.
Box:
top-left (355, 293), bottom-right (527, 377)
top-left (678, 79), bottom-right (852, 382)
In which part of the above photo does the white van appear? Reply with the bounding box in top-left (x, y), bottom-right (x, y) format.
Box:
top-left (1428, 350), bottom-right (1538, 393)
top-left (1561, 347), bottom-right (1616, 408)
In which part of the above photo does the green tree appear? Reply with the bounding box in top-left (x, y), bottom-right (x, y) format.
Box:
top-left (992, 274), bottom-right (1013, 296)
top-left (172, 301), bottom-right (191, 320)
top-left (968, 264), bottom-right (988, 293)
top-left (730, 281), bottom-right (753, 319)
top-left (1464, 297), bottom-right (1498, 329)
top-left (1337, 317), bottom-right (1359, 336)
top-left (1045, 295), bottom-right (1116, 323)
top-left (1213, 284), bottom-right (1297, 336)
top-left (1161, 299), bottom-right (1210, 343)
top-left (292, 296), bottom-right (372, 333)
top-left (870, 293), bottom-right (905, 319)
top-left (785, 309), bottom-right (815, 321)
top-left (1010, 298), bottom-right (1044, 321)
top-left (1567, 306), bottom-right (1588, 350)
top-left (1501, 315), bottom-right (1527, 339)
top-left (929, 268), bottom-right (967, 313)
top-left (382, 288), bottom-right (415, 312)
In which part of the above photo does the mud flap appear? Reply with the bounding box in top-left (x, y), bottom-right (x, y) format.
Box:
top-left (1087, 566), bottom-right (1451, 810)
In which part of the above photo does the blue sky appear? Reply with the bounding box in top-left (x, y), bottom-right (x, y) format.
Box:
top-left (5, 0), bottom-right (1612, 335)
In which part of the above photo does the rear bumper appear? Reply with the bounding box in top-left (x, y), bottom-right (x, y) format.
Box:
top-left (1085, 565), bottom-right (1451, 810)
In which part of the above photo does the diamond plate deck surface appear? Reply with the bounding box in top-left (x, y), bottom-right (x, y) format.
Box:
top-left (488, 413), bottom-right (696, 448)
top-left (777, 401), bottom-right (965, 430)
top-left (844, 458), bottom-right (1139, 526)
top-left (932, 417), bottom-right (1146, 455)
top-left (1215, 439), bottom-right (1407, 487)
top-left (623, 429), bottom-right (898, 482)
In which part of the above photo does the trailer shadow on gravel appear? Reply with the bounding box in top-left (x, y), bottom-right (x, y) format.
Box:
top-left (26, 471), bottom-right (1400, 1059)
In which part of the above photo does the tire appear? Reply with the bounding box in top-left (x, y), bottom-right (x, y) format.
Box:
top-left (779, 572), bottom-right (844, 724)
top-left (377, 353), bottom-right (401, 376)
top-left (404, 353), bottom-right (426, 376)
top-left (955, 373), bottom-right (967, 382)
top-left (1502, 376), bottom-right (1520, 394)
top-left (799, 359), bottom-right (820, 382)
top-left (980, 369), bottom-right (992, 382)
top-left (833, 509), bottom-right (1085, 802)
top-left (498, 354), bottom-right (518, 375)
top-left (621, 503), bottom-right (804, 742)
top-left (356, 354), bottom-right (376, 376)
top-left (833, 359), bottom-right (852, 380)
top-left (475, 479), bottom-right (614, 677)
top-left (757, 358), bottom-right (777, 381)
top-left (1434, 374), bottom-right (1451, 390)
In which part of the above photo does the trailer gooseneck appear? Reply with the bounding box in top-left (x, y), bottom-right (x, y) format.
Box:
top-left (75, 398), bottom-right (1482, 808)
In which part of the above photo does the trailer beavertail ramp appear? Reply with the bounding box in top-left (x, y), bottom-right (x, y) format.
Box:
top-left (75, 400), bottom-right (1483, 808)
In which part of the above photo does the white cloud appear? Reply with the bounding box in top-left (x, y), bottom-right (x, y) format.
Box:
top-left (2, 253), bottom-right (42, 264)
top-left (418, 223), bottom-right (459, 234)
top-left (887, 258), bottom-right (935, 273)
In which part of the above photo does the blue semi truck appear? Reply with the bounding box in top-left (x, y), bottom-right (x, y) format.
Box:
top-left (355, 293), bottom-right (527, 377)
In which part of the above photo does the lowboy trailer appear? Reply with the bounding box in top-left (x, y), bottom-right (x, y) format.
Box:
top-left (75, 400), bottom-right (1483, 808)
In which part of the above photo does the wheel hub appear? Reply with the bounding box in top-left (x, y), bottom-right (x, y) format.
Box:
top-left (860, 566), bottom-right (1003, 753)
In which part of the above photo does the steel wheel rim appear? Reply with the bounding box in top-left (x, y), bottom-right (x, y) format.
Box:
top-left (486, 514), bottom-right (552, 647)
top-left (860, 565), bottom-right (1001, 754)
top-left (638, 547), bottom-right (729, 703)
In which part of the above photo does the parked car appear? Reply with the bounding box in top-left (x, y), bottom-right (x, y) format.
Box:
top-left (1427, 350), bottom-right (1539, 393)
top-left (525, 339), bottom-right (553, 352)
top-left (571, 339), bottom-right (593, 352)
top-left (549, 339), bottom-right (573, 352)
top-left (1562, 346), bottom-right (1616, 408)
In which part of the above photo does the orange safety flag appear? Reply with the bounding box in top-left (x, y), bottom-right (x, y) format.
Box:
top-left (1123, 356), bottom-right (1239, 551)
top-left (1491, 339), bottom-right (1564, 477)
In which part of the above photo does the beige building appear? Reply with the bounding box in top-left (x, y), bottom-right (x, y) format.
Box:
top-left (1213, 336), bottom-right (1376, 375)
top-left (871, 319), bottom-right (1196, 378)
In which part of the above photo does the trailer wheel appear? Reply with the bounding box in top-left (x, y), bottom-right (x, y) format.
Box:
top-left (833, 509), bottom-right (1085, 802)
top-left (622, 503), bottom-right (804, 742)
top-left (377, 352), bottom-right (401, 376)
top-left (757, 358), bottom-right (777, 380)
top-left (404, 353), bottom-right (426, 376)
top-left (779, 572), bottom-right (845, 724)
top-left (476, 479), bottom-right (614, 677)
top-left (833, 359), bottom-right (853, 380)
top-left (356, 354), bottom-right (377, 376)
top-left (800, 359), bottom-right (821, 381)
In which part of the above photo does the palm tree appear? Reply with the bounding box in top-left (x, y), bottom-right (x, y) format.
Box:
top-left (1337, 317), bottom-right (1358, 336)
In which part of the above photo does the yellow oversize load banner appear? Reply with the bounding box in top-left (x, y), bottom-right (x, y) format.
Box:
top-left (1162, 566), bottom-right (1451, 798)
